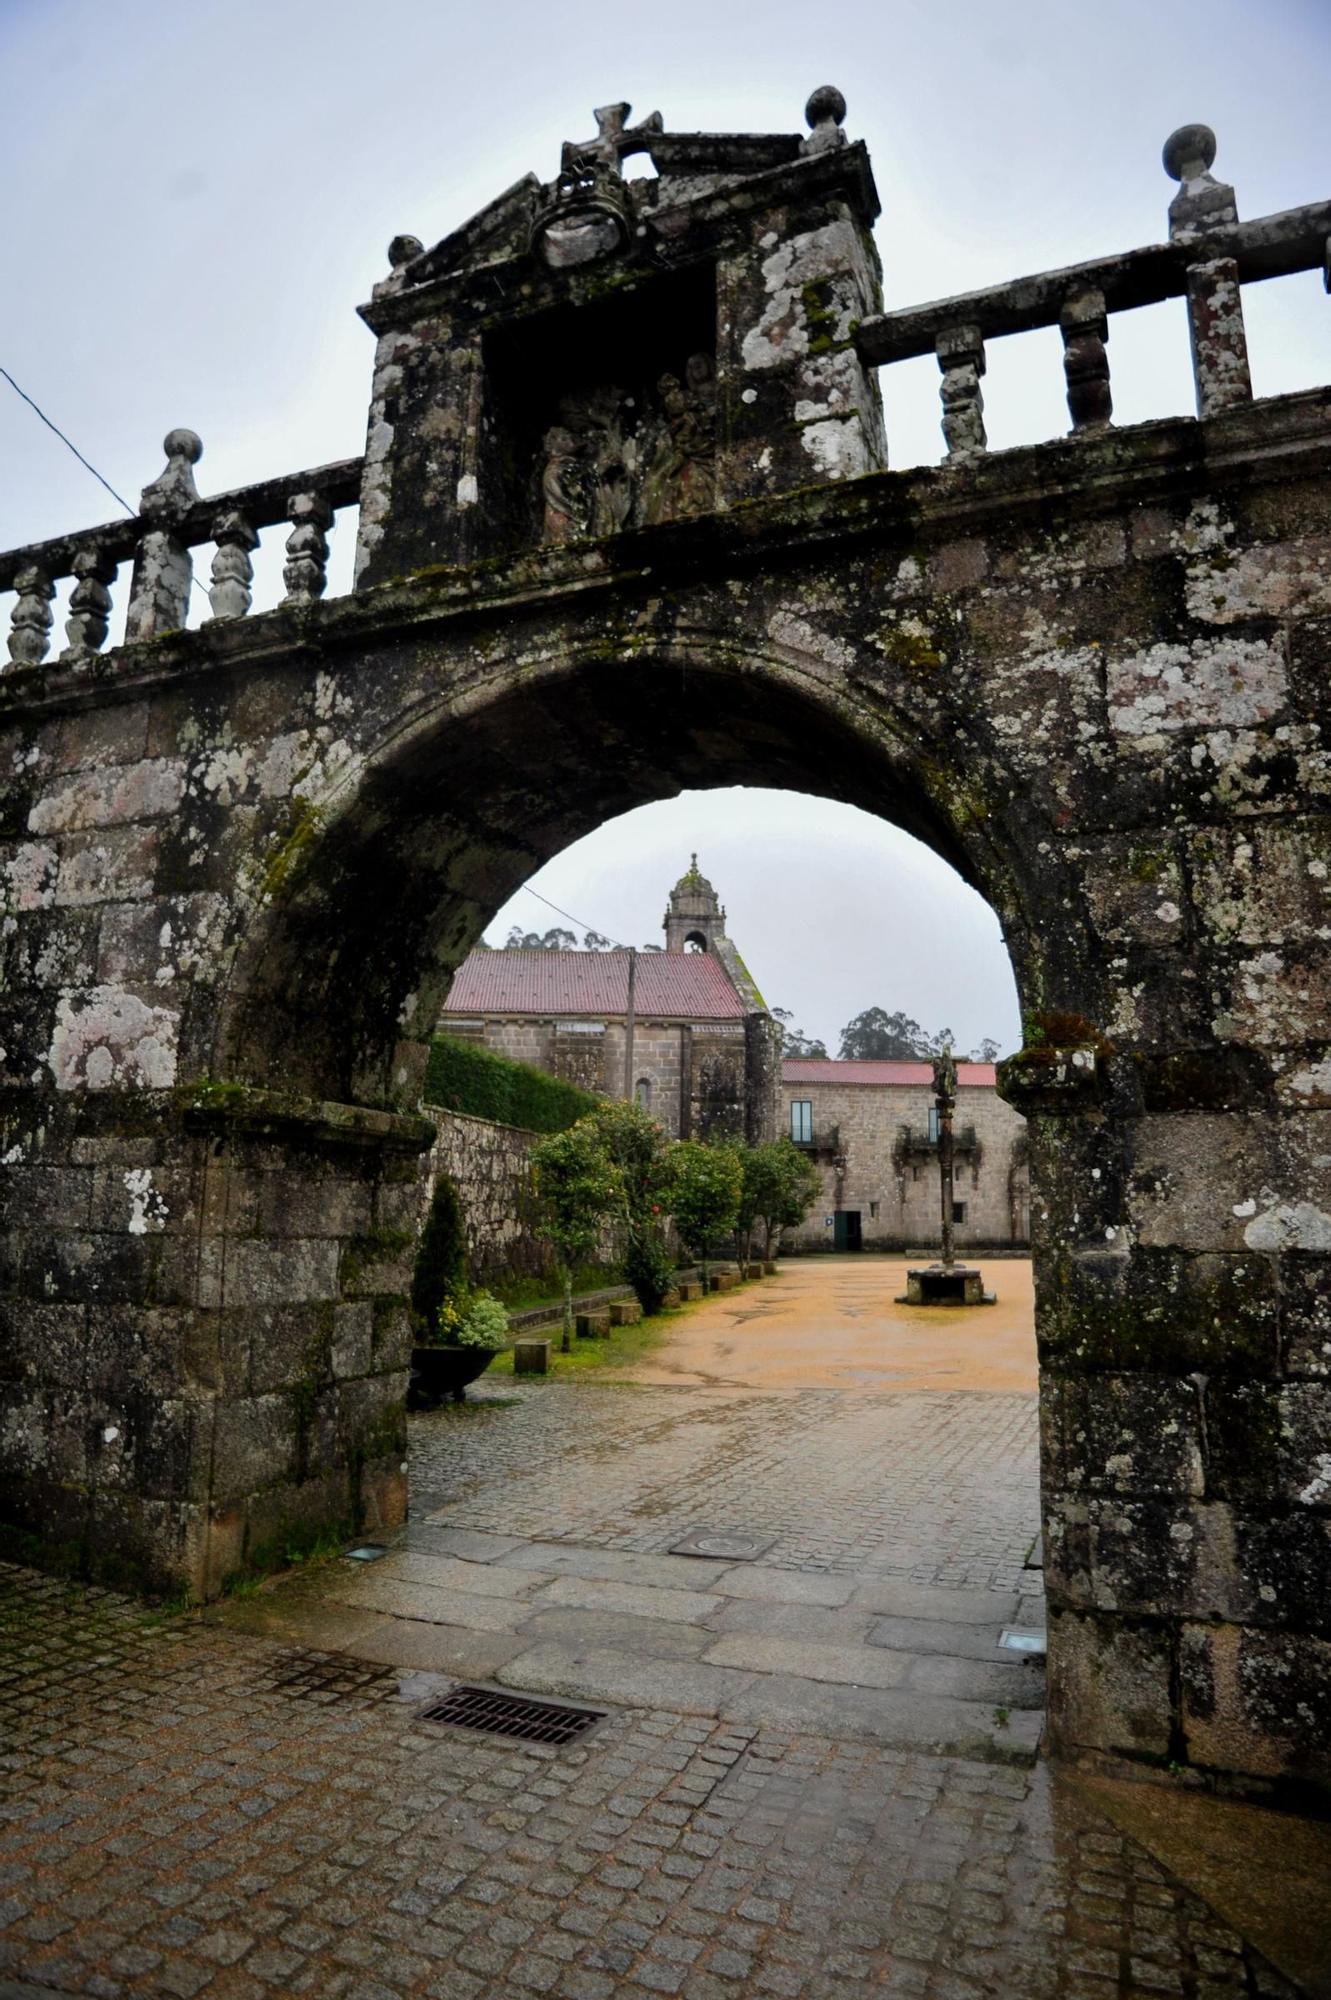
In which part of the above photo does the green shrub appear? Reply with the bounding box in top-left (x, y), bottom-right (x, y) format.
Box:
top-left (456, 1292), bottom-right (511, 1350)
top-left (425, 1036), bottom-right (597, 1133)
top-left (411, 1175), bottom-right (467, 1336)
top-left (625, 1231), bottom-right (676, 1315)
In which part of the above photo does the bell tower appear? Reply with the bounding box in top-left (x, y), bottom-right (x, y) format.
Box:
top-left (664, 855), bottom-right (726, 954)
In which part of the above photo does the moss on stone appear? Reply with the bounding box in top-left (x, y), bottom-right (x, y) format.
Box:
top-left (341, 1227), bottom-right (414, 1294)
top-left (260, 798), bottom-right (326, 903)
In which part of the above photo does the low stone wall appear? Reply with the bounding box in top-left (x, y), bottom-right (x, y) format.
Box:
top-left (425, 1106), bottom-right (555, 1287)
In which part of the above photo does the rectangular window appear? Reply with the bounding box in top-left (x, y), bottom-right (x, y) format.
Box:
top-left (869, 1201), bottom-right (879, 1220)
top-left (952, 1201), bottom-right (967, 1224)
top-left (790, 1100), bottom-right (812, 1144)
top-left (927, 1106), bottom-right (940, 1143)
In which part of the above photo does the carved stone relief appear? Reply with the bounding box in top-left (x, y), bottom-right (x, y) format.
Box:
top-left (539, 354), bottom-right (716, 541)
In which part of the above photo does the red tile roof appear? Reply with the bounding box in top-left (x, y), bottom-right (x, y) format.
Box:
top-left (782, 1058), bottom-right (999, 1087)
top-left (444, 949), bottom-right (746, 1020)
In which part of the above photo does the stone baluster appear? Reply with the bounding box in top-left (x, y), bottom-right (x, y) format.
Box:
top-left (125, 429), bottom-right (203, 643)
top-left (208, 510), bottom-right (258, 620)
top-left (7, 565), bottom-right (54, 666)
top-left (282, 493), bottom-right (333, 605)
top-left (1060, 288), bottom-right (1112, 431)
top-left (62, 546), bottom-right (116, 658)
top-left (1164, 124), bottom-right (1252, 419)
top-left (935, 323), bottom-right (987, 458)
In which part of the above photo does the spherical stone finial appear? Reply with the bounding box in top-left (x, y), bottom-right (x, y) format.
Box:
top-left (388, 234), bottom-right (424, 270)
top-left (163, 428), bottom-right (202, 464)
top-left (805, 85), bottom-right (846, 131)
top-left (1163, 123), bottom-right (1217, 183)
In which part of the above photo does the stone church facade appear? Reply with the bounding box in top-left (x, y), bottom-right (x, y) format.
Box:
top-left (780, 1058), bottom-right (1030, 1253)
top-left (441, 860), bottom-right (781, 1142)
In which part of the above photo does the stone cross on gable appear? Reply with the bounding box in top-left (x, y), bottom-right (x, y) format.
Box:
top-left (562, 102), bottom-right (664, 177)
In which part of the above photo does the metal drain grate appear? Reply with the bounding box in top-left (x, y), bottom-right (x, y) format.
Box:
top-left (417, 1684), bottom-right (605, 1746)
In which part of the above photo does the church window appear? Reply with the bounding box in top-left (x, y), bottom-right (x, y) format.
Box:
top-left (635, 1077), bottom-right (652, 1110)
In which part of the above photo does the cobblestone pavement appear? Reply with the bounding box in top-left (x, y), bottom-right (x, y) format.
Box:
top-left (0, 1567), bottom-right (1306, 2000)
top-left (410, 1383), bottom-right (1038, 1595)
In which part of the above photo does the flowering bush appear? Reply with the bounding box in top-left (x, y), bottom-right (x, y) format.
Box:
top-left (414, 1289), bottom-right (507, 1350)
top-left (455, 1291), bottom-right (510, 1351)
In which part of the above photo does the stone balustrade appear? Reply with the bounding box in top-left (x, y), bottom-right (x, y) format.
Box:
top-left (2, 127), bottom-right (1325, 668)
top-left (0, 436), bottom-right (361, 671)
top-left (856, 125), bottom-right (1331, 456)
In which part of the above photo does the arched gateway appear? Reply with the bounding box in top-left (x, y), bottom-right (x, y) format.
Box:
top-left (1, 92), bottom-right (1328, 1793)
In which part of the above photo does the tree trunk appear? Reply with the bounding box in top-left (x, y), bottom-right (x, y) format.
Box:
top-left (561, 1268), bottom-right (573, 1353)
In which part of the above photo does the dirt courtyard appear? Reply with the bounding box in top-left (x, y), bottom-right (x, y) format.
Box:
top-left (621, 1255), bottom-right (1038, 1395)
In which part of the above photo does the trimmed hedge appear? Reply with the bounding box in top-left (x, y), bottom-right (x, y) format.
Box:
top-left (425, 1035), bottom-right (598, 1134)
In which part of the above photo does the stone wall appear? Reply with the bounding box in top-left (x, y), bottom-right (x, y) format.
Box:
top-left (426, 1106), bottom-right (558, 1287)
top-left (779, 1080), bottom-right (1029, 1250)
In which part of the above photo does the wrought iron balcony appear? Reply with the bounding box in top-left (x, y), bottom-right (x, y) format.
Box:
top-left (792, 1124), bottom-right (840, 1155)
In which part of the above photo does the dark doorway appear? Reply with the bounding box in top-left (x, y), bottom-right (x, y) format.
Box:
top-left (833, 1210), bottom-right (863, 1252)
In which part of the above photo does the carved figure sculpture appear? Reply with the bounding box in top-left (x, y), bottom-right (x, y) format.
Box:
top-left (541, 426), bottom-right (591, 543)
top-left (538, 357), bottom-right (717, 543)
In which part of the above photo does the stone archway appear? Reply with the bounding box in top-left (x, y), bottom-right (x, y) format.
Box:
top-left (190, 625), bottom-right (1069, 1584)
top-left (1, 91), bottom-right (1327, 1796)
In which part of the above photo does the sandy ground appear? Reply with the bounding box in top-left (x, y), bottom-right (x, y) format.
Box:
top-left (622, 1255), bottom-right (1038, 1395)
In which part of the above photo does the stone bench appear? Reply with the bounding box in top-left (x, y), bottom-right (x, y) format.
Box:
top-left (576, 1309), bottom-right (611, 1339)
top-left (676, 1280), bottom-right (703, 1302)
top-left (744, 1262), bottom-right (765, 1280)
top-left (710, 1271), bottom-right (736, 1293)
top-left (763, 1260), bottom-right (778, 1276)
top-left (608, 1299), bottom-right (642, 1326)
top-left (512, 1336), bottom-right (553, 1374)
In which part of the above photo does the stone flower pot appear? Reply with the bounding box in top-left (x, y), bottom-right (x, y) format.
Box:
top-left (408, 1343), bottom-right (498, 1408)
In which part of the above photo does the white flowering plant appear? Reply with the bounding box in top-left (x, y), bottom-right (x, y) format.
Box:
top-left (453, 1290), bottom-right (510, 1351)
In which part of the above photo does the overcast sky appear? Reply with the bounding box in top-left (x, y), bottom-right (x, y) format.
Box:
top-left (3, 1), bottom-right (1326, 1054)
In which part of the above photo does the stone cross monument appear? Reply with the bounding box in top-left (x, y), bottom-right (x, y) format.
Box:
top-left (898, 1048), bottom-right (995, 1307)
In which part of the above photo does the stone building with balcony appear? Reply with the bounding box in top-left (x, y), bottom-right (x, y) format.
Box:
top-left (780, 1058), bottom-right (1029, 1253)
top-left (440, 859), bottom-right (780, 1142)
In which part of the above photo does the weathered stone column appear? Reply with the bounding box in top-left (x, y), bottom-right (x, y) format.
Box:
top-left (1164, 125), bottom-right (1253, 418)
top-left (715, 90), bottom-right (887, 501)
top-left (125, 431), bottom-right (203, 642)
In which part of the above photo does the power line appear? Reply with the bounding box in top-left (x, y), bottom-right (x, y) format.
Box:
top-left (513, 883), bottom-right (630, 951)
top-left (0, 367), bottom-right (137, 518)
top-left (0, 366), bottom-right (210, 610)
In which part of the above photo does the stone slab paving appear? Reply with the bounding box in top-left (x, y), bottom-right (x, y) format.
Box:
top-left (329, 1367), bottom-right (1043, 1767)
top-left (0, 1567), bottom-right (1308, 2000)
top-left (258, 1540), bottom-right (1041, 1766)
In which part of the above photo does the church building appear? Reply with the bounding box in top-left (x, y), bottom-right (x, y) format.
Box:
top-left (441, 859), bottom-right (781, 1142)
top-left (441, 861), bottom-right (1030, 1250)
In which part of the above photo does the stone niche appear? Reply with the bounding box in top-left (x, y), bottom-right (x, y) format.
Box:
top-left (353, 100), bottom-right (885, 587)
top-left (485, 263), bottom-right (719, 550)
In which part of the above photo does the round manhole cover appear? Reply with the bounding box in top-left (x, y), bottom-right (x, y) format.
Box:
top-left (671, 1531), bottom-right (776, 1560)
